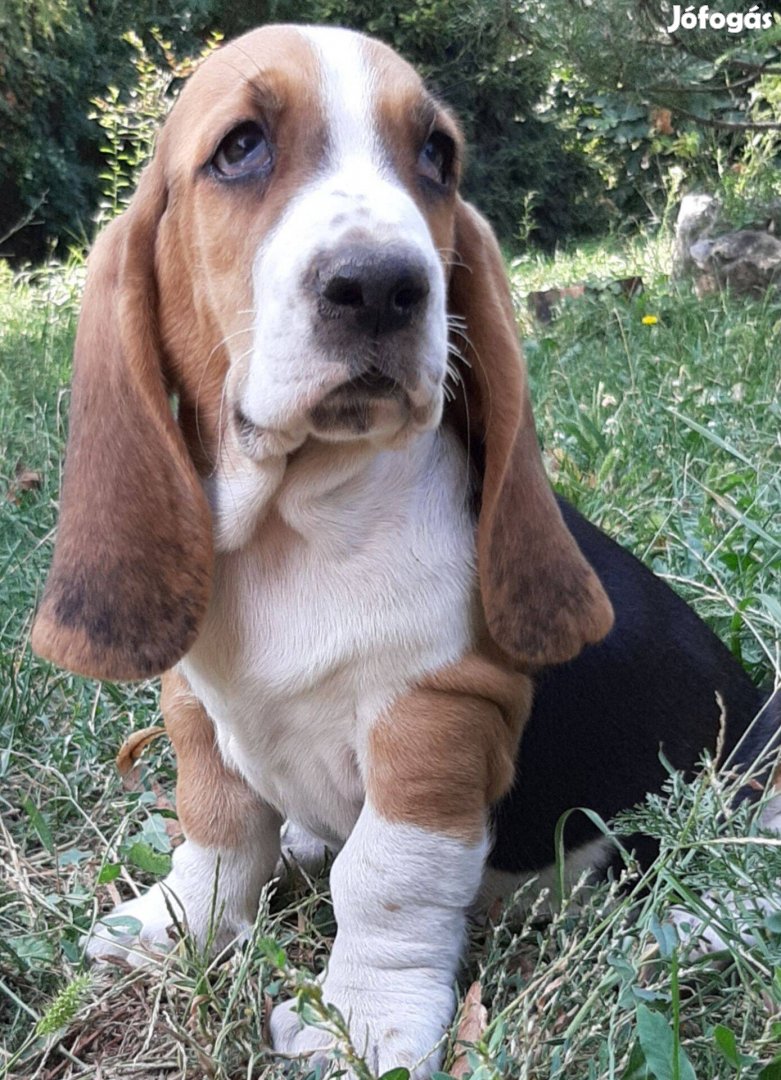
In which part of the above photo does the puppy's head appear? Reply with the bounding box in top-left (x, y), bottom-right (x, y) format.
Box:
top-left (154, 25), bottom-right (462, 457)
top-left (32, 25), bottom-right (612, 681)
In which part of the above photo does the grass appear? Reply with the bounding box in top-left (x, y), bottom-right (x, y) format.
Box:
top-left (1, 231), bottom-right (781, 1079)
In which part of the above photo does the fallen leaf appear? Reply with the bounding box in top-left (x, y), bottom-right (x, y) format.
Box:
top-left (6, 465), bottom-right (42, 503)
top-left (262, 991), bottom-right (274, 1045)
top-left (449, 981), bottom-right (488, 1078)
top-left (116, 726), bottom-right (166, 782)
top-left (651, 107), bottom-right (674, 136)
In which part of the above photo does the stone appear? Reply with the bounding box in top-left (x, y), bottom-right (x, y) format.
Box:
top-left (689, 229), bottom-right (781, 297)
top-left (673, 193), bottom-right (722, 279)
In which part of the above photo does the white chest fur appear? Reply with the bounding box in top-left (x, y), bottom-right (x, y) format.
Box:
top-left (180, 429), bottom-right (477, 844)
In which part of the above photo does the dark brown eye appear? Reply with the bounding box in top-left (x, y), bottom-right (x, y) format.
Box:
top-left (418, 131), bottom-right (454, 187)
top-left (212, 122), bottom-right (273, 179)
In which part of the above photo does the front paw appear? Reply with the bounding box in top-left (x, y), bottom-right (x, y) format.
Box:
top-left (84, 840), bottom-right (267, 967)
top-left (85, 878), bottom-right (253, 967)
top-left (669, 889), bottom-right (778, 958)
top-left (279, 820), bottom-right (335, 876)
top-left (84, 883), bottom-right (180, 967)
top-left (270, 976), bottom-right (452, 1078)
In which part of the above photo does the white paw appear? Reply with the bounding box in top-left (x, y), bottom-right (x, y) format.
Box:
top-left (270, 976), bottom-right (452, 1078)
top-left (670, 890), bottom-right (780, 958)
top-left (85, 876), bottom-right (251, 967)
top-left (669, 906), bottom-right (731, 957)
top-left (84, 839), bottom-right (272, 967)
top-left (84, 883), bottom-right (180, 967)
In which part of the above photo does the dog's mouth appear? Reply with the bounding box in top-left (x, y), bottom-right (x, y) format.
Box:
top-left (328, 368), bottom-right (404, 400)
top-left (232, 364), bottom-right (442, 455)
top-left (308, 369), bottom-right (408, 438)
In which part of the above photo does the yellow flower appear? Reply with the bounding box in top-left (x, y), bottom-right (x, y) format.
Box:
top-left (642, 314), bottom-right (658, 325)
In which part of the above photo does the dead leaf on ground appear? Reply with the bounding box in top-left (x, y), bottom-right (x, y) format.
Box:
top-left (6, 465), bottom-right (42, 503)
top-left (261, 991), bottom-right (274, 1045)
top-left (449, 981), bottom-right (488, 1078)
top-left (651, 107), bottom-right (674, 136)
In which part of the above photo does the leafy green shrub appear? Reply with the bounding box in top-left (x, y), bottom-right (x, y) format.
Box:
top-left (0, 0), bottom-right (611, 260)
top-left (717, 72), bottom-right (781, 228)
top-left (7, 0), bottom-right (780, 260)
top-left (532, 0), bottom-right (781, 228)
top-left (0, 0), bottom-right (216, 263)
top-left (90, 29), bottom-right (222, 224)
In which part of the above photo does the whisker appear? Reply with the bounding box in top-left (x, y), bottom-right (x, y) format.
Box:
top-left (438, 248), bottom-right (472, 273)
top-left (443, 359), bottom-right (473, 500)
top-left (220, 41), bottom-right (275, 97)
top-left (210, 326), bottom-right (255, 356)
top-left (447, 334), bottom-right (473, 369)
top-left (202, 340), bottom-right (255, 478)
top-left (193, 325), bottom-right (254, 464)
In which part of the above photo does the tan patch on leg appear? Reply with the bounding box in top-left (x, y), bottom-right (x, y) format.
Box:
top-left (367, 652), bottom-right (531, 842)
top-left (161, 670), bottom-right (268, 849)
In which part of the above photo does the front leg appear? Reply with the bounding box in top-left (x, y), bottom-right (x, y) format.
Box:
top-left (271, 655), bottom-right (529, 1077)
top-left (272, 802), bottom-right (487, 1076)
top-left (86, 672), bottom-right (282, 964)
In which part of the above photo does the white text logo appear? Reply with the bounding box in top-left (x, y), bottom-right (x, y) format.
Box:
top-left (666, 5), bottom-right (773, 32)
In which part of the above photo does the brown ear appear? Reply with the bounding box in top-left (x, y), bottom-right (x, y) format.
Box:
top-left (449, 199), bottom-right (613, 668)
top-left (31, 164), bottom-right (213, 681)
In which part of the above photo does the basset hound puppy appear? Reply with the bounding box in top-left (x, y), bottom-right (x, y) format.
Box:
top-left (32, 24), bottom-right (778, 1077)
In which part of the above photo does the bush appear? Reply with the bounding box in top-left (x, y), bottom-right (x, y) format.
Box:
top-left (533, 0), bottom-right (781, 227)
top-left (0, 0), bottom-right (215, 262)
top-left (0, 0), bottom-right (610, 260)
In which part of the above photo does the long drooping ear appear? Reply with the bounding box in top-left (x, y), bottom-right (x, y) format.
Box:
top-left (31, 164), bottom-right (213, 681)
top-left (450, 199), bottom-right (613, 668)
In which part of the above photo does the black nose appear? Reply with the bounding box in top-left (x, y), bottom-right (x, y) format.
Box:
top-left (314, 245), bottom-right (430, 335)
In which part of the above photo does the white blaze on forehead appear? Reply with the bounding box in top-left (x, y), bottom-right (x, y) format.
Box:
top-left (297, 26), bottom-right (382, 170)
top-left (241, 26), bottom-right (448, 443)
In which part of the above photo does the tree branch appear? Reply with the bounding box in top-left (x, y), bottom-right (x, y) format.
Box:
top-left (0, 197), bottom-right (45, 248)
top-left (671, 104), bottom-right (781, 130)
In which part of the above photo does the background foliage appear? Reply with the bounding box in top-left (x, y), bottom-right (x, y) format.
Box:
top-left (3, 0), bottom-right (780, 262)
top-left (0, 0), bottom-right (213, 260)
top-left (536, 0), bottom-right (781, 224)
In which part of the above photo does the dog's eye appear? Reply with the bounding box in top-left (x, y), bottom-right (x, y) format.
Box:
top-left (418, 131), bottom-right (454, 187)
top-left (212, 122), bottom-right (272, 179)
